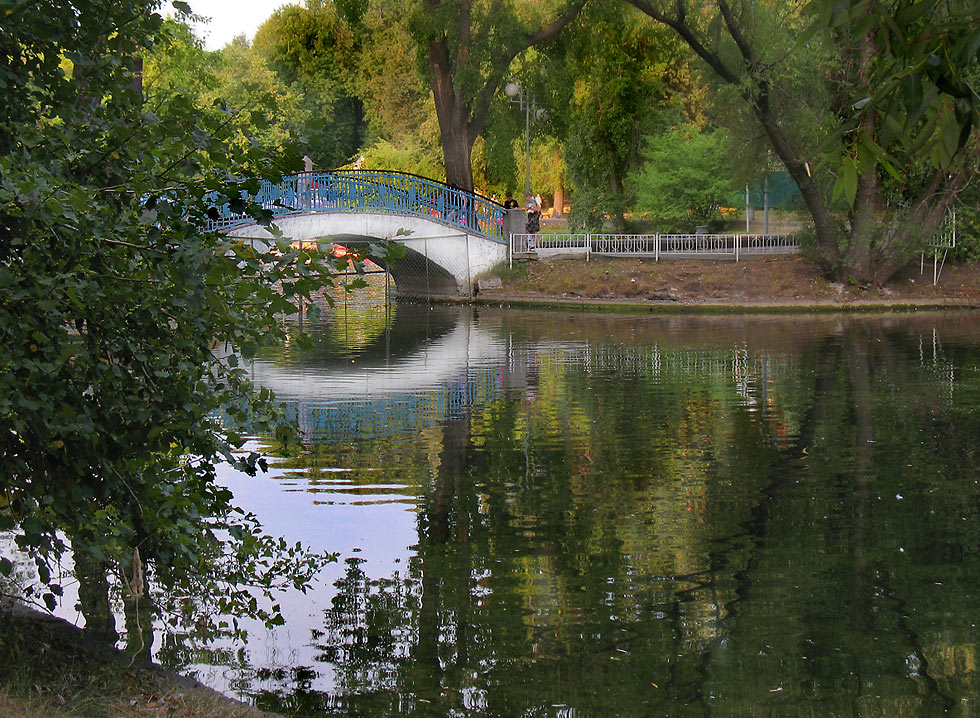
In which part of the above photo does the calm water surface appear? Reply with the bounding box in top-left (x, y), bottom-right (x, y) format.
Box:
top-left (173, 286), bottom-right (980, 716)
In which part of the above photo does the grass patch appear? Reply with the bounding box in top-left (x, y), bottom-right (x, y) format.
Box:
top-left (484, 260), bottom-right (529, 284)
top-left (0, 603), bottom-right (268, 718)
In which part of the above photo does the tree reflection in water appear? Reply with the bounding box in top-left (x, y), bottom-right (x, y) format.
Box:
top-left (235, 308), bottom-right (980, 717)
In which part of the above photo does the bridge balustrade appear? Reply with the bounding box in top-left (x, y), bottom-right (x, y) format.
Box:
top-left (207, 170), bottom-right (506, 242)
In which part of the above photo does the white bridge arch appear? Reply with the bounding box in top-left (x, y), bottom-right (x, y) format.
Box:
top-left (211, 170), bottom-right (517, 296)
top-left (227, 212), bottom-right (507, 297)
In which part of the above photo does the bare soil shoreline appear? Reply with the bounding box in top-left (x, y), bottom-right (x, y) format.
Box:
top-left (476, 255), bottom-right (980, 311)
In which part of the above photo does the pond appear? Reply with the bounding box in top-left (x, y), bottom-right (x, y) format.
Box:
top-left (173, 288), bottom-right (980, 716)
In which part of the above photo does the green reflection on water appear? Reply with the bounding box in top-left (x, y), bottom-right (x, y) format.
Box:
top-left (225, 303), bottom-right (980, 717)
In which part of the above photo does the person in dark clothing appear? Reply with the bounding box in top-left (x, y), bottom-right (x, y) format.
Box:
top-left (524, 192), bottom-right (541, 248)
top-left (503, 194), bottom-right (519, 209)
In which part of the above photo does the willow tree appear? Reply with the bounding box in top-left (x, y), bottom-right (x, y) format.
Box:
top-left (353, 0), bottom-right (443, 167)
top-left (410, 0), bottom-right (586, 191)
top-left (627, 0), bottom-right (980, 285)
top-left (540, 1), bottom-right (691, 231)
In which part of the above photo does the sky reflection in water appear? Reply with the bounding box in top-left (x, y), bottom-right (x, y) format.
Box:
top-left (176, 287), bottom-right (980, 717)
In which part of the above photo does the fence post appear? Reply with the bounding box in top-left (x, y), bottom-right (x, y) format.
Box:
top-left (587, 233), bottom-right (592, 262)
top-left (465, 233), bottom-right (472, 296)
top-left (655, 233), bottom-right (660, 262)
top-left (735, 234), bottom-right (740, 263)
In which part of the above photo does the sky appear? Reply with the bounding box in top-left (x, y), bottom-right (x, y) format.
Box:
top-left (163, 0), bottom-right (290, 50)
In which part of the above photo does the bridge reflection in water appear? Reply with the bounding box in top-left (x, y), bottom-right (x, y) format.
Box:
top-left (246, 304), bottom-right (807, 446)
top-left (192, 301), bottom-right (980, 717)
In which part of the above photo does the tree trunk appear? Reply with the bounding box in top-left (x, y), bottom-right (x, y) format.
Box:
top-left (753, 89), bottom-right (840, 272)
top-left (74, 549), bottom-right (117, 644)
top-left (420, 1), bottom-right (585, 193)
top-left (428, 38), bottom-right (476, 191)
top-left (842, 23), bottom-right (880, 285)
top-left (553, 186), bottom-right (565, 217)
top-left (439, 123), bottom-right (475, 191)
top-left (608, 161), bottom-right (627, 232)
top-left (121, 549), bottom-right (153, 661)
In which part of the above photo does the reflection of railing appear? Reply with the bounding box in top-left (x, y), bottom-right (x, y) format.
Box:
top-left (207, 170), bottom-right (507, 242)
top-left (289, 368), bottom-right (502, 440)
top-left (510, 233), bottom-right (798, 260)
top-left (273, 342), bottom-right (803, 440)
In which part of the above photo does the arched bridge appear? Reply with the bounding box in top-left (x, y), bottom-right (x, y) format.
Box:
top-left (209, 170), bottom-right (514, 296)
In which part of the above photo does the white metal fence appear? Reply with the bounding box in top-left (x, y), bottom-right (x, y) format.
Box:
top-left (510, 232), bottom-right (798, 265)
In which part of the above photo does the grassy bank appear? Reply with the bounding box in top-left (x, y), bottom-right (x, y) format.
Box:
top-left (0, 601), bottom-right (266, 718)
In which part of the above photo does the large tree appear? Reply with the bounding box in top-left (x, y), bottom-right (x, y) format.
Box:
top-left (546, 1), bottom-right (691, 230)
top-left (145, 20), bottom-right (307, 164)
top-left (410, 0), bottom-right (586, 191)
top-left (626, 0), bottom-right (980, 285)
top-left (254, 0), bottom-right (367, 168)
top-left (0, 0), bottom-right (354, 636)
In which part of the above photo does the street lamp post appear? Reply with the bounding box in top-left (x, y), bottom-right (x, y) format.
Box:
top-left (504, 81), bottom-right (546, 197)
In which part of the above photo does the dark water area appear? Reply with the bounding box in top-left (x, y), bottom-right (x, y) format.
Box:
top-left (178, 290), bottom-right (980, 716)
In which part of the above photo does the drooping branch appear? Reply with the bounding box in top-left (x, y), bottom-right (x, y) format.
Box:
top-left (627, 0), bottom-right (740, 84)
top-left (627, 0), bottom-right (841, 269)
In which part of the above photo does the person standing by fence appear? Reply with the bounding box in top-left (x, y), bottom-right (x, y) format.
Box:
top-left (525, 192), bottom-right (541, 249)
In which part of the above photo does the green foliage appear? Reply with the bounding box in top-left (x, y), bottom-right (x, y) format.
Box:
top-left (953, 189), bottom-right (980, 263)
top-left (526, 136), bottom-right (564, 200)
top-left (808, 0), bottom-right (980, 184)
top-left (629, 126), bottom-right (736, 231)
top-left (0, 0), bottom-right (342, 630)
top-left (353, 0), bottom-right (439, 145)
top-left (145, 19), bottom-right (304, 167)
top-left (254, 1), bottom-right (357, 86)
top-left (359, 138), bottom-right (445, 179)
top-left (553, 3), bottom-right (690, 232)
top-left (627, 0), bottom-right (980, 284)
top-left (143, 17), bottom-right (221, 98)
top-left (253, 0), bottom-right (366, 168)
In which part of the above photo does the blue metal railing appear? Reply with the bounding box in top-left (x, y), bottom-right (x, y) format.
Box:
top-left (207, 170), bottom-right (507, 242)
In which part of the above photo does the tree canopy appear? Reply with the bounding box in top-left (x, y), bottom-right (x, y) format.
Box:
top-left (254, 0), bottom-right (367, 168)
top-left (630, 126), bottom-right (737, 231)
top-left (626, 0), bottom-right (980, 284)
top-left (549, 1), bottom-right (692, 230)
top-left (0, 0), bottom-right (360, 635)
top-left (409, 0), bottom-right (586, 191)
